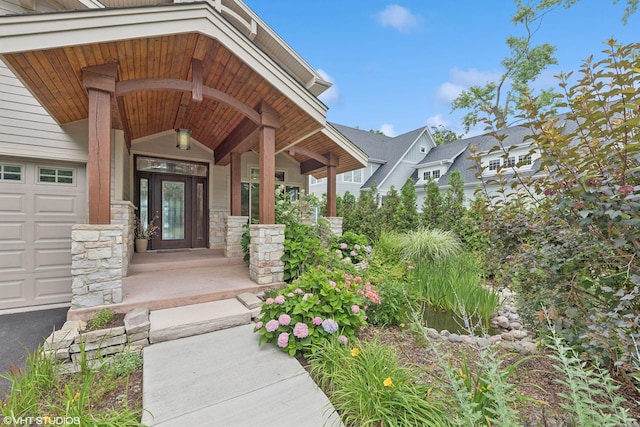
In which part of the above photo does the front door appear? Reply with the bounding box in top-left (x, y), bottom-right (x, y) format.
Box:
top-left (136, 157), bottom-right (208, 250)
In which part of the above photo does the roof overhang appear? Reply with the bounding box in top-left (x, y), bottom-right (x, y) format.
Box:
top-left (0, 2), bottom-right (365, 172)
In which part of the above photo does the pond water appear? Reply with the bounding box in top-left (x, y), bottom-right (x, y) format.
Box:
top-left (420, 306), bottom-right (500, 336)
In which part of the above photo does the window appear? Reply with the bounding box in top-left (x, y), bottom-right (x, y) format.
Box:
top-left (342, 169), bottom-right (363, 183)
top-left (432, 170), bottom-right (441, 179)
top-left (518, 154), bottom-right (532, 166)
top-left (423, 171), bottom-right (430, 181)
top-left (250, 167), bottom-right (285, 182)
top-left (504, 157), bottom-right (516, 168)
top-left (0, 164), bottom-right (22, 181)
top-left (310, 176), bottom-right (326, 185)
top-left (38, 167), bottom-right (74, 184)
top-left (488, 159), bottom-right (501, 171)
top-left (420, 145), bottom-right (427, 153)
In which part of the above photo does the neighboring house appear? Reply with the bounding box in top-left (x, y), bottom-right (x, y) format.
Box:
top-left (0, 0), bottom-right (366, 311)
top-left (316, 123), bottom-right (551, 209)
top-left (309, 123), bottom-right (437, 199)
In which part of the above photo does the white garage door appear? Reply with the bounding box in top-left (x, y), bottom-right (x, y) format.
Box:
top-left (0, 157), bottom-right (87, 310)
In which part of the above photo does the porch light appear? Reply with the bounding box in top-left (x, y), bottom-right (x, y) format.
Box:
top-left (176, 128), bottom-right (192, 150)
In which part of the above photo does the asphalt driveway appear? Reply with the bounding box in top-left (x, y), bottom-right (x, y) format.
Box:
top-left (0, 307), bottom-right (68, 397)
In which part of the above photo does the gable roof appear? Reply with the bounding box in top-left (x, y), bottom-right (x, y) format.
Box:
top-left (329, 123), bottom-right (392, 163)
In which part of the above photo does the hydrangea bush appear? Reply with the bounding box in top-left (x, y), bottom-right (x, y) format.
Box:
top-left (255, 267), bottom-right (381, 356)
top-left (332, 231), bottom-right (372, 265)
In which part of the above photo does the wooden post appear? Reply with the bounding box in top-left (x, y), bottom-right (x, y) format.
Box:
top-left (83, 64), bottom-right (116, 224)
top-left (230, 152), bottom-right (242, 216)
top-left (326, 153), bottom-right (338, 217)
top-left (257, 101), bottom-right (280, 224)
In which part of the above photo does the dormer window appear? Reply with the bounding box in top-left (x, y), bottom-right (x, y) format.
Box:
top-left (488, 159), bottom-right (501, 171)
top-left (518, 154), bottom-right (532, 166)
top-left (423, 171), bottom-right (430, 180)
top-left (432, 170), bottom-right (441, 179)
top-left (420, 145), bottom-right (427, 153)
top-left (504, 157), bottom-right (516, 168)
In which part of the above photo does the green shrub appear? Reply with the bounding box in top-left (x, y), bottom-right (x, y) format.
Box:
top-left (308, 338), bottom-right (449, 427)
top-left (105, 351), bottom-right (143, 379)
top-left (365, 279), bottom-right (415, 327)
top-left (331, 231), bottom-right (371, 264)
top-left (255, 268), bottom-right (379, 356)
top-left (87, 308), bottom-right (115, 331)
top-left (398, 228), bottom-right (463, 269)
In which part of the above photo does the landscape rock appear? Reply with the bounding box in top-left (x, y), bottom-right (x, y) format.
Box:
top-left (124, 307), bottom-right (150, 334)
top-left (494, 316), bottom-right (510, 329)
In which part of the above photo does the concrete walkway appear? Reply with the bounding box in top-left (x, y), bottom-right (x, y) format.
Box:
top-left (142, 323), bottom-right (343, 427)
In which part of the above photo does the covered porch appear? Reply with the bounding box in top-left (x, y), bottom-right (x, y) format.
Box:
top-left (0, 0), bottom-right (367, 312)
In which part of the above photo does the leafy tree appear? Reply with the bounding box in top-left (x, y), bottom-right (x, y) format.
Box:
top-left (351, 182), bottom-right (381, 241)
top-left (528, 0), bottom-right (638, 24)
top-left (421, 179), bottom-right (443, 228)
top-left (430, 125), bottom-right (462, 145)
top-left (379, 186), bottom-right (401, 232)
top-left (441, 171), bottom-right (467, 232)
top-left (452, 3), bottom-right (558, 131)
top-left (397, 178), bottom-right (419, 232)
top-left (337, 191), bottom-right (357, 233)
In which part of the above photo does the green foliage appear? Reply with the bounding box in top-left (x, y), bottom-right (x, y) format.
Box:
top-left (255, 268), bottom-right (378, 356)
top-left (0, 346), bottom-right (143, 426)
top-left (397, 178), bottom-right (419, 233)
top-left (431, 125), bottom-right (462, 145)
top-left (379, 186), bottom-right (402, 232)
top-left (308, 338), bottom-right (449, 427)
top-left (340, 183), bottom-right (382, 241)
top-left (331, 231), bottom-right (371, 265)
top-left (544, 321), bottom-right (636, 426)
top-left (87, 308), bottom-right (115, 331)
top-left (104, 351), bottom-right (143, 379)
top-left (365, 279), bottom-right (415, 327)
top-left (412, 252), bottom-right (500, 324)
top-left (421, 179), bottom-right (444, 229)
top-left (521, 0), bottom-right (638, 25)
top-left (397, 228), bottom-right (463, 269)
top-left (282, 222), bottom-right (327, 282)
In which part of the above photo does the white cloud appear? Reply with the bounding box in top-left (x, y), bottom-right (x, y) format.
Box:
top-left (426, 114), bottom-right (449, 128)
top-left (380, 123), bottom-right (397, 137)
top-left (376, 5), bottom-right (421, 32)
top-left (316, 69), bottom-right (340, 105)
top-left (435, 67), bottom-right (502, 103)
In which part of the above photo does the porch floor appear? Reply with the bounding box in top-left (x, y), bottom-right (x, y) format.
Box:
top-left (68, 249), bottom-right (275, 320)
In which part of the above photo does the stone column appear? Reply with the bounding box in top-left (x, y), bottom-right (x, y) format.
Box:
top-left (210, 209), bottom-right (229, 250)
top-left (225, 216), bottom-right (249, 258)
top-left (110, 201), bottom-right (135, 275)
top-left (324, 216), bottom-right (343, 237)
top-left (249, 224), bottom-right (285, 285)
top-left (71, 224), bottom-right (125, 308)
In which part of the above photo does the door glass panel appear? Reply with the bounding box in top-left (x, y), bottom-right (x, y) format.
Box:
top-left (196, 182), bottom-right (204, 240)
top-left (162, 181), bottom-right (185, 240)
top-left (140, 178), bottom-right (149, 226)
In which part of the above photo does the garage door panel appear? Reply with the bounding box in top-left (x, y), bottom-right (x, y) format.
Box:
top-left (0, 250), bottom-right (26, 273)
top-left (35, 221), bottom-right (74, 241)
top-left (0, 192), bottom-right (26, 214)
top-left (0, 222), bottom-right (26, 242)
top-left (34, 248), bottom-right (71, 270)
top-left (34, 194), bottom-right (78, 215)
top-left (0, 278), bottom-right (31, 309)
top-left (34, 276), bottom-right (72, 304)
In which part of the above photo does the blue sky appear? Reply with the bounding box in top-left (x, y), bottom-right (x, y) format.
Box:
top-left (244, 1), bottom-right (638, 138)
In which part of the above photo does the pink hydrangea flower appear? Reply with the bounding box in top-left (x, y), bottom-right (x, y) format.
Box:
top-left (354, 244), bottom-right (361, 250)
top-left (265, 319), bottom-right (279, 332)
top-left (287, 292), bottom-right (294, 297)
top-left (351, 305), bottom-right (360, 314)
top-left (277, 332), bottom-right (289, 348)
top-left (278, 314), bottom-right (291, 326)
top-left (350, 251), bottom-right (357, 257)
top-left (274, 295), bottom-right (285, 304)
top-left (365, 246), bottom-right (372, 253)
top-left (294, 288), bottom-right (303, 294)
top-left (293, 322), bottom-right (309, 339)
top-left (265, 298), bottom-right (275, 305)
top-left (254, 321), bottom-right (263, 330)
top-left (338, 335), bottom-right (348, 344)
top-left (340, 243), bottom-right (348, 249)
top-left (312, 316), bottom-right (323, 325)
top-left (329, 281), bottom-right (336, 288)
top-left (408, 265), bottom-right (414, 270)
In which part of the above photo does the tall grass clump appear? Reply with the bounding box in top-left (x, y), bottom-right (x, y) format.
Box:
top-left (398, 228), bottom-right (463, 269)
top-left (414, 252), bottom-right (500, 324)
top-left (308, 338), bottom-right (450, 427)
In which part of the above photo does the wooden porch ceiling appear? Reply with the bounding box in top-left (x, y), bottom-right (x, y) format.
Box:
top-left (3, 32), bottom-right (364, 174)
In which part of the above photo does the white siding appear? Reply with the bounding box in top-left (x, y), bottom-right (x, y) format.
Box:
top-left (0, 62), bottom-right (88, 162)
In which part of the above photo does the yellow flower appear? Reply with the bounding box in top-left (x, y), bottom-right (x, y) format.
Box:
top-left (383, 377), bottom-right (393, 387)
top-left (72, 392), bottom-right (80, 403)
top-left (350, 348), bottom-right (360, 357)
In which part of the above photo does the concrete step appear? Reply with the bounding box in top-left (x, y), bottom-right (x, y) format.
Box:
top-left (149, 297), bottom-right (261, 344)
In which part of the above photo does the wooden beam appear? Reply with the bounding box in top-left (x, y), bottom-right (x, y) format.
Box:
top-left (214, 117), bottom-right (259, 166)
top-left (191, 59), bottom-right (203, 102)
top-left (300, 159), bottom-right (325, 175)
top-left (288, 146), bottom-right (328, 165)
top-left (258, 101), bottom-right (280, 225)
top-left (326, 153), bottom-right (338, 217)
top-left (230, 152), bottom-right (242, 216)
top-left (83, 64), bottom-right (116, 224)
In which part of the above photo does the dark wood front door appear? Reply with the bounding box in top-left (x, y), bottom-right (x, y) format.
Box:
top-left (138, 172), bottom-right (207, 250)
